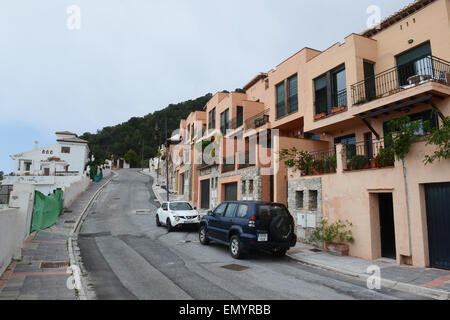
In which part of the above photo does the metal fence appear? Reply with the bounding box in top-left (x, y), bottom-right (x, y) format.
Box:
top-left (0, 185), bottom-right (13, 204)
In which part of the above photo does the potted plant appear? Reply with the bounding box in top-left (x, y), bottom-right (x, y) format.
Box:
top-left (349, 155), bottom-right (370, 170)
top-left (314, 113), bottom-right (326, 120)
top-left (374, 148), bottom-right (395, 168)
top-left (331, 105), bottom-right (347, 114)
top-left (310, 219), bottom-right (355, 256)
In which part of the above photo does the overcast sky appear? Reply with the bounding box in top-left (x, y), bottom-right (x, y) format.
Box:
top-left (0, 0), bottom-right (412, 173)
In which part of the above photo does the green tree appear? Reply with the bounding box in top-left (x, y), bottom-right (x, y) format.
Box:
top-left (124, 149), bottom-right (139, 168)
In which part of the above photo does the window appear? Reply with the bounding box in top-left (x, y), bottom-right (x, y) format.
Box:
top-left (237, 205), bottom-right (249, 218)
top-left (314, 64), bottom-right (347, 116)
top-left (276, 82), bottom-right (285, 119)
top-left (314, 75), bottom-right (328, 115)
top-left (249, 180), bottom-right (254, 193)
top-left (214, 203), bottom-right (227, 217)
top-left (288, 75), bottom-right (298, 113)
top-left (209, 109), bottom-right (216, 129)
top-left (224, 203), bottom-right (238, 217)
top-left (220, 109), bottom-right (229, 135)
top-left (364, 62), bottom-right (376, 101)
top-left (309, 190), bottom-right (318, 210)
top-left (236, 106), bottom-right (243, 128)
top-left (162, 203), bottom-right (168, 210)
top-left (304, 133), bottom-right (321, 141)
top-left (396, 42), bottom-right (432, 86)
top-left (296, 191), bottom-right (304, 209)
top-left (61, 147), bottom-right (71, 154)
top-left (242, 181), bottom-right (246, 195)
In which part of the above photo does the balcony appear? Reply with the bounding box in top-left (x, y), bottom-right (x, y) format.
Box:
top-left (351, 56), bottom-right (450, 106)
top-left (245, 109), bottom-right (270, 130)
top-left (229, 117), bottom-right (244, 130)
top-left (343, 138), bottom-right (394, 171)
top-left (314, 89), bottom-right (348, 120)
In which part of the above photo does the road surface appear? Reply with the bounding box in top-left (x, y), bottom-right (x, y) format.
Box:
top-left (77, 169), bottom-right (427, 300)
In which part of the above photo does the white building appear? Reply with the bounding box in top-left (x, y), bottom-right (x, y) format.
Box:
top-left (10, 131), bottom-right (90, 177)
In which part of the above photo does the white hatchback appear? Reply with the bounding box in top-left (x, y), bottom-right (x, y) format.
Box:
top-left (156, 202), bottom-right (201, 231)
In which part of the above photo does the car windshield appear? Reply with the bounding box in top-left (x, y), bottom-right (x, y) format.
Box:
top-left (257, 204), bottom-right (290, 220)
top-left (169, 202), bottom-right (193, 211)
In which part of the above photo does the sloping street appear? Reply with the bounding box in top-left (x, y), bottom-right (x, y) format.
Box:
top-left (76, 169), bottom-right (427, 300)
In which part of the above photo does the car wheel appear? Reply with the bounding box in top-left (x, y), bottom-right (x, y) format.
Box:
top-left (272, 248), bottom-right (287, 257)
top-left (230, 235), bottom-right (244, 260)
top-left (156, 215), bottom-right (162, 227)
top-left (166, 218), bottom-right (173, 232)
top-left (199, 225), bottom-right (210, 245)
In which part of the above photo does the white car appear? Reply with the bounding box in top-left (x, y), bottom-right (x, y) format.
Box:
top-left (156, 202), bottom-right (201, 231)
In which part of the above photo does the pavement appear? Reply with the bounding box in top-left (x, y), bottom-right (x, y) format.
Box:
top-left (287, 243), bottom-right (450, 300)
top-left (0, 173), bottom-right (114, 300)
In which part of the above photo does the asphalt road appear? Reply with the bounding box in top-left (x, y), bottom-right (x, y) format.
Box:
top-left (78, 169), bottom-right (426, 300)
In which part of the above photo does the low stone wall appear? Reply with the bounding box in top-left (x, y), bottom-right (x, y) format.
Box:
top-left (0, 184), bottom-right (35, 276)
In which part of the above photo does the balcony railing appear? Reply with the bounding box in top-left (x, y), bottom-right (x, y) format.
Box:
top-left (230, 117), bottom-right (244, 130)
top-left (344, 138), bottom-right (394, 171)
top-left (245, 109), bottom-right (270, 130)
top-left (351, 55), bottom-right (450, 106)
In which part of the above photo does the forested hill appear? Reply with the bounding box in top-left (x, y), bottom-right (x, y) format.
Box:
top-left (80, 93), bottom-right (213, 167)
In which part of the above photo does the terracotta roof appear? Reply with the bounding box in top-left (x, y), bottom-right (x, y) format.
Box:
top-left (55, 131), bottom-right (78, 137)
top-left (361, 0), bottom-right (436, 38)
top-left (57, 137), bottom-right (89, 144)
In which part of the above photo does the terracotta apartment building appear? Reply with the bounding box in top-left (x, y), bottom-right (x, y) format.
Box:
top-left (168, 0), bottom-right (450, 269)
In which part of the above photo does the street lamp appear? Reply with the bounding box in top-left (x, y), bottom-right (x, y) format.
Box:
top-left (155, 123), bottom-right (160, 186)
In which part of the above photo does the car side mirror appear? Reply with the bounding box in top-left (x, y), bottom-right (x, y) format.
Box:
top-left (207, 211), bottom-right (213, 216)
top-left (194, 206), bottom-right (197, 210)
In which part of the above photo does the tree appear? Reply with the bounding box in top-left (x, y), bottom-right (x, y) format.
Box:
top-left (124, 149), bottom-right (139, 168)
top-left (424, 116), bottom-right (450, 165)
top-left (0, 171), bottom-right (3, 181)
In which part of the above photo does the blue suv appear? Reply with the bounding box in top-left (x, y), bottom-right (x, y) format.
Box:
top-left (199, 201), bottom-right (297, 259)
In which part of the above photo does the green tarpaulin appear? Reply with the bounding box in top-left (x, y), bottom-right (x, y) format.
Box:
top-left (30, 190), bottom-right (64, 233)
top-left (90, 168), bottom-right (103, 182)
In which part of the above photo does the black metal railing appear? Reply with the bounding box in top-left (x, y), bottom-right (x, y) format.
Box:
top-left (222, 157), bottom-right (236, 173)
top-left (229, 117), bottom-right (244, 130)
top-left (245, 109), bottom-right (270, 130)
top-left (333, 89), bottom-right (348, 108)
top-left (344, 138), bottom-right (394, 170)
top-left (309, 147), bottom-right (337, 175)
top-left (351, 55), bottom-right (450, 105)
top-left (0, 185), bottom-right (13, 204)
top-left (55, 171), bottom-right (79, 176)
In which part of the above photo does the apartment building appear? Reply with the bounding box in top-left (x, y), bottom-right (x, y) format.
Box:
top-left (172, 0), bottom-right (450, 269)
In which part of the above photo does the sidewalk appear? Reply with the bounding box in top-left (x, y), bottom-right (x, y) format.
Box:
top-left (0, 174), bottom-right (114, 300)
top-left (288, 243), bottom-right (450, 300)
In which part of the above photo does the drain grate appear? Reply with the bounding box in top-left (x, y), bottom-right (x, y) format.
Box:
top-left (79, 232), bottom-right (112, 238)
top-left (40, 261), bottom-right (69, 269)
top-left (221, 264), bottom-right (250, 272)
top-left (64, 220), bottom-right (76, 224)
top-left (64, 210), bottom-right (73, 213)
top-left (310, 249), bottom-right (322, 253)
top-left (113, 198), bottom-right (120, 200)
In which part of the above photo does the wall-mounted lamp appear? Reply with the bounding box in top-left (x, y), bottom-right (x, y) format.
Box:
top-left (408, 39), bottom-right (414, 44)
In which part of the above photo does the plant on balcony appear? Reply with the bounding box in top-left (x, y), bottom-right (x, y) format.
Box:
top-left (424, 115), bottom-right (450, 165)
top-left (312, 155), bottom-right (337, 174)
top-left (279, 148), bottom-right (314, 176)
top-left (386, 116), bottom-right (423, 160)
top-left (348, 155), bottom-right (370, 170)
top-left (314, 113), bottom-right (327, 120)
top-left (374, 148), bottom-right (395, 168)
top-left (310, 219), bottom-right (355, 256)
top-left (331, 105), bottom-right (347, 114)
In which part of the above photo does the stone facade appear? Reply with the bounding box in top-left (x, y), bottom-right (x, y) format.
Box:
top-left (288, 177), bottom-right (323, 242)
top-left (199, 165), bottom-right (220, 209)
top-left (237, 167), bottom-right (262, 201)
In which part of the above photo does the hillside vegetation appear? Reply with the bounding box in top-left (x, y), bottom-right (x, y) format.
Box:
top-left (80, 93), bottom-right (213, 167)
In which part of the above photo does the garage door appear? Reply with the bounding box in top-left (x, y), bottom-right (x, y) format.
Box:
top-left (201, 179), bottom-right (210, 209)
top-left (425, 183), bottom-right (450, 270)
top-left (225, 183), bottom-right (238, 201)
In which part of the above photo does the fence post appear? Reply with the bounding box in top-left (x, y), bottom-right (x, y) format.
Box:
top-left (336, 143), bottom-right (347, 172)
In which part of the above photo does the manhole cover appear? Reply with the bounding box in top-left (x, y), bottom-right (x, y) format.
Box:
top-left (40, 261), bottom-right (69, 269)
top-left (64, 220), bottom-right (76, 224)
top-left (113, 198), bottom-right (120, 200)
top-left (310, 249), bottom-right (322, 253)
top-left (221, 264), bottom-right (250, 272)
top-left (90, 212), bottom-right (97, 215)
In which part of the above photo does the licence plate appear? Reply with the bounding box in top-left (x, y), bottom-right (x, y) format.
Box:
top-left (258, 233), bottom-right (268, 242)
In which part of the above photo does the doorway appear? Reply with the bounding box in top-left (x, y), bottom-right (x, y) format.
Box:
top-left (378, 193), bottom-right (396, 259)
top-left (200, 179), bottom-right (210, 209)
top-left (225, 182), bottom-right (238, 201)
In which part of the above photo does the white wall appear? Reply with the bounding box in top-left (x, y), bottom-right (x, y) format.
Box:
top-left (62, 176), bottom-right (91, 208)
top-left (0, 184), bottom-right (35, 276)
top-left (2, 175), bottom-right (85, 196)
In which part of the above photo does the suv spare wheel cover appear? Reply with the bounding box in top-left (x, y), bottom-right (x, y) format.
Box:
top-left (269, 215), bottom-right (292, 242)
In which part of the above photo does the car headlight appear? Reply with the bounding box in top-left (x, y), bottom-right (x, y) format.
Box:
top-left (174, 216), bottom-right (180, 222)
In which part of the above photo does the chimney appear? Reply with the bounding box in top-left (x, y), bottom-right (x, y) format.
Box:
top-left (34, 141), bottom-right (39, 150)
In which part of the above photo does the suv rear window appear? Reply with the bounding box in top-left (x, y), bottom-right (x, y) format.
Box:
top-left (257, 204), bottom-right (290, 220)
